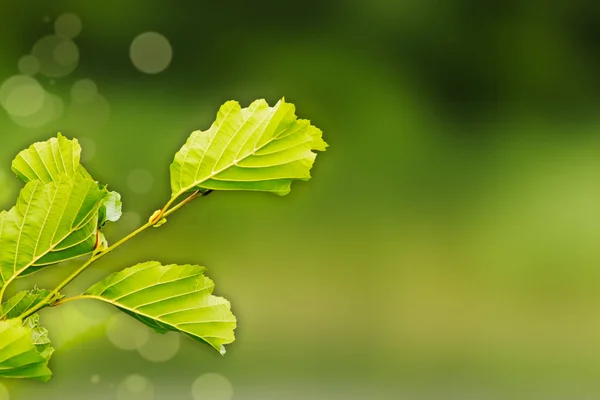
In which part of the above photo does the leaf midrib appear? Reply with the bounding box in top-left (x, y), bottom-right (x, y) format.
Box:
top-left (175, 105), bottom-right (302, 196)
top-left (80, 295), bottom-right (234, 342)
top-left (11, 181), bottom-right (39, 278)
top-left (6, 180), bottom-right (101, 285)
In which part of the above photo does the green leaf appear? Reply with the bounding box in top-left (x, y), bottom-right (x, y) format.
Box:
top-left (0, 174), bottom-right (106, 289)
top-left (83, 261), bottom-right (236, 353)
top-left (11, 133), bottom-right (80, 184)
top-left (23, 314), bottom-right (53, 355)
top-left (11, 133), bottom-right (122, 225)
top-left (170, 98), bottom-right (327, 197)
top-left (98, 190), bottom-right (122, 227)
top-left (0, 289), bottom-right (54, 320)
top-left (0, 317), bottom-right (53, 381)
top-left (0, 292), bottom-right (56, 361)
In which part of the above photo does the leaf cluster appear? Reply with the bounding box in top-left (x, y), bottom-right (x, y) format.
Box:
top-left (0, 99), bottom-right (326, 381)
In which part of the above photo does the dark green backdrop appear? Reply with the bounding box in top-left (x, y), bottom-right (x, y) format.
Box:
top-left (2, 1), bottom-right (600, 399)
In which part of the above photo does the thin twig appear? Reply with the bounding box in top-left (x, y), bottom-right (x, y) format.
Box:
top-left (18, 190), bottom-right (209, 320)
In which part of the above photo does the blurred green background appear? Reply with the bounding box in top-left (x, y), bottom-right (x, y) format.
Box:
top-left (2, 1), bottom-right (600, 399)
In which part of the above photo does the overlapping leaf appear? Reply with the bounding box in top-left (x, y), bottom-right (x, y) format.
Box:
top-left (0, 290), bottom-right (57, 378)
top-left (170, 98), bottom-right (327, 196)
top-left (0, 134), bottom-right (123, 290)
top-left (82, 261), bottom-right (236, 353)
top-left (12, 133), bottom-right (81, 183)
top-left (0, 174), bottom-right (107, 288)
top-left (11, 133), bottom-right (122, 225)
top-left (0, 317), bottom-right (53, 381)
top-left (0, 289), bottom-right (53, 320)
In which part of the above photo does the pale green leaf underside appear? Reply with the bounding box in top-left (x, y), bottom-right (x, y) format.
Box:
top-left (170, 98), bottom-right (327, 196)
top-left (98, 191), bottom-right (122, 227)
top-left (0, 318), bottom-right (53, 381)
top-left (83, 261), bottom-right (236, 353)
top-left (0, 175), bottom-right (106, 288)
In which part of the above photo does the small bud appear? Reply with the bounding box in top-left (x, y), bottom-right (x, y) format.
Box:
top-left (149, 209), bottom-right (167, 227)
top-left (149, 209), bottom-right (162, 223)
top-left (94, 232), bottom-right (109, 254)
top-left (153, 218), bottom-right (167, 228)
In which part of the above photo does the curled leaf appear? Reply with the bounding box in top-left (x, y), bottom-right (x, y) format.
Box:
top-left (0, 317), bottom-right (54, 381)
top-left (82, 261), bottom-right (236, 353)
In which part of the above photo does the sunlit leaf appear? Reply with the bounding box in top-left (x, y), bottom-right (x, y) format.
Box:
top-left (0, 289), bottom-right (54, 320)
top-left (83, 261), bottom-right (236, 353)
top-left (170, 98), bottom-right (327, 196)
top-left (0, 175), bottom-right (106, 288)
top-left (11, 133), bottom-right (122, 225)
top-left (0, 317), bottom-right (53, 381)
top-left (11, 133), bottom-right (80, 184)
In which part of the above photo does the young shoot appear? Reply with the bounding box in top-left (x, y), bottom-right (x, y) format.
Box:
top-left (0, 98), bottom-right (327, 381)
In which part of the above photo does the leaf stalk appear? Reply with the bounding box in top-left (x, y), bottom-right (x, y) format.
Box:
top-left (18, 190), bottom-right (207, 320)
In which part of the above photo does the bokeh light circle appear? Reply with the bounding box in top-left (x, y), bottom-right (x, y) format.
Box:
top-left (67, 93), bottom-right (111, 131)
top-left (0, 382), bottom-right (8, 400)
top-left (127, 169), bottom-right (154, 194)
top-left (0, 169), bottom-right (10, 207)
top-left (106, 313), bottom-right (150, 350)
top-left (6, 86), bottom-right (44, 117)
top-left (9, 91), bottom-right (63, 128)
top-left (32, 35), bottom-right (79, 77)
top-left (55, 13), bottom-right (82, 39)
top-left (0, 75), bottom-right (45, 117)
top-left (130, 32), bottom-right (173, 74)
top-left (117, 374), bottom-right (155, 400)
top-left (71, 79), bottom-right (98, 103)
top-left (191, 373), bottom-right (234, 400)
top-left (53, 40), bottom-right (79, 66)
top-left (44, 305), bottom-right (100, 350)
top-left (91, 374), bottom-right (101, 384)
top-left (18, 55), bottom-right (40, 76)
top-left (120, 211), bottom-right (142, 231)
top-left (137, 331), bottom-right (180, 363)
top-left (77, 137), bottom-right (97, 162)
